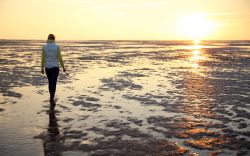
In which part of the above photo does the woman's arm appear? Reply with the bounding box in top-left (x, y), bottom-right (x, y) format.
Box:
top-left (57, 46), bottom-right (66, 71)
top-left (41, 46), bottom-right (45, 74)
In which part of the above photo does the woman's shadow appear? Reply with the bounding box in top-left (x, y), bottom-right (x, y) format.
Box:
top-left (43, 109), bottom-right (62, 156)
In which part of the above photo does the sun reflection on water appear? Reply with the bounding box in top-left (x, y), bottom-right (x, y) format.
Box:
top-left (188, 41), bottom-right (207, 76)
top-left (183, 41), bottom-right (217, 118)
top-left (191, 50), bottom-right (202, 61)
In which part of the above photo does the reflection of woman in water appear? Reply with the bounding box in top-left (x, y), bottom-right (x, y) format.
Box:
top-left (41, 34), bottom-right (66, 109)
top-left (43, 111), bottom-right (61, 155)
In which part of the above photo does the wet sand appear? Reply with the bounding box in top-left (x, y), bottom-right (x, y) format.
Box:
top-left (0, 40), bottom-right (250, 155)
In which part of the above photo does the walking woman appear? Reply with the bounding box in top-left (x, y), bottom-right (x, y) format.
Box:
top-left (41, 34), bottom-right (66, 109)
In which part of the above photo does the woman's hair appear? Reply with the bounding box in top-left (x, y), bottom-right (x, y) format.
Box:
top-left (48, 34), bottom-right (55, 40)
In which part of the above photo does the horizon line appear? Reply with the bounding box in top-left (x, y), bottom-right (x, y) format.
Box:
top-left (1, 38), bottom-right (250, 41)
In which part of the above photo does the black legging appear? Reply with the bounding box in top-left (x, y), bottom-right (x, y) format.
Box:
top-left (45, 67), bottom-right (59, 101)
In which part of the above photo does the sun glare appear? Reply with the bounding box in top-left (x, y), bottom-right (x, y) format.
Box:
top-left (176, 14), bottom-right (216, 40)
top-left (193, 40), bottom-right (200, 45)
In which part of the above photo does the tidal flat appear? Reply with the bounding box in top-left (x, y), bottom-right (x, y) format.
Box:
top-left (0, 40), bottom-right (250, 155)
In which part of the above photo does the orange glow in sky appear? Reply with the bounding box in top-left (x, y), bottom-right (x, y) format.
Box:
top-left (0, 0), bottom-right (249, 40)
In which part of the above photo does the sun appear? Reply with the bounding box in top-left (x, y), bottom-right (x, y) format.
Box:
top-left (176, 14), bottom-right (216, 40)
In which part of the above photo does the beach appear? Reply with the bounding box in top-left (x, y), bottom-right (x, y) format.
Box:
top-left (0, 40), bottom-right (250, 155)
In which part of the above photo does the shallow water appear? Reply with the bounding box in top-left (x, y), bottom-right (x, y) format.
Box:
top-left (0, 40), bottom-right (250, 155)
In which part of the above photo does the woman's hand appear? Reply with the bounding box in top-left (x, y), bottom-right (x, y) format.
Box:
top-left (63, 68), bottom-right (66, 73)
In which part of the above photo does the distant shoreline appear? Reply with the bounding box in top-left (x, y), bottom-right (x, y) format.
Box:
top-left (0, 39), bottom-right (250, 41)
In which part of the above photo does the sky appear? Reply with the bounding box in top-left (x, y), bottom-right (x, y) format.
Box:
top-left (0, 0), bottom-right (250, 40)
